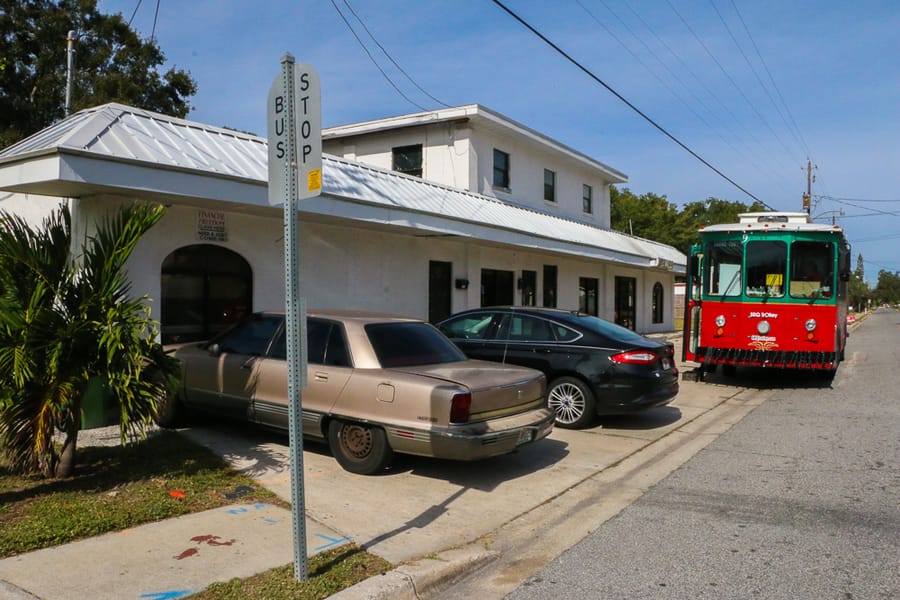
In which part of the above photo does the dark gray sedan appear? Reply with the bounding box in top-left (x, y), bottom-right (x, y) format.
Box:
top-left (438, 307), bottom-right (679, 428)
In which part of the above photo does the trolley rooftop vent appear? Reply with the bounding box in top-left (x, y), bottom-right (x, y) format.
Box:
top-left (739, 212), bottom-right (811, 224)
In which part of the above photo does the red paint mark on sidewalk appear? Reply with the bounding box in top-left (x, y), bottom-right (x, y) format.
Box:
top-left (191, 534), bottom-right (236, 547)
top-left (174, 548), bottom-right (199, 560)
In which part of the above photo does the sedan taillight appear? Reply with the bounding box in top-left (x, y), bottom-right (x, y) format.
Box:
top-left (610, 350), bottom-right (658, 365)
top-left (450, 392), bottom-right (472, 423)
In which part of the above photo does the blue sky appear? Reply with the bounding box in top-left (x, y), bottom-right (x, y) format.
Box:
top-left (98, 0), bottom-right (899, 284)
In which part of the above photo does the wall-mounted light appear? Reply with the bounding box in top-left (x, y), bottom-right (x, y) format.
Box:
top-left (455, 278), bottom-right (469, 290)
top-left (516, 277), bottom-right (524, 290)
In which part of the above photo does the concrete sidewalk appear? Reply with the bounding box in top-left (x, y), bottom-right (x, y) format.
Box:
top-left (0, 500), bottom-right (348, 600)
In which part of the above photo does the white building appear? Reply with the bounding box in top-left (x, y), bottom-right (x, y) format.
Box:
top-left (0, 103), bottom-right (684, 343)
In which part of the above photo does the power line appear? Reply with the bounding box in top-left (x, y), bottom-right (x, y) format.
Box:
top-left (330, 0), bottom-right (428, 111)
top-left (127, 0), bottom-right (143, 27)
top-left (150, 0), bottom-right (160, 42)
top-left (815, 195), bottom-right (900, 203)
top-left (583, 0), bottom-right (792, 199)
top-left (728, 0), bottom-right (812, 160)
top-left (491, 0), bottom-right (771, 209)
top-left (340, 0), bottom-right (450, 108)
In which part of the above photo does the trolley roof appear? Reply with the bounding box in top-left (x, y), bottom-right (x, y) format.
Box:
top-left (700, 212), bottom-right (844, 235)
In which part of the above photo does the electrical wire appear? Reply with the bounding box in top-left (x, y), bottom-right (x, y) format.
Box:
top-left (330, 0), bottom-right (428, 111)
top-left (340, 0), bottom-right (450, 108)
top-left (582, 0), bottom-right (791, 199)
top-left (128, 0), bottom-right (144, 27)
top-left (728, 0), bottom-right (812, 160)
top-left (491, 0), bottom-right (771, 209)
top-left (150, 0), bottom-right (160, 42)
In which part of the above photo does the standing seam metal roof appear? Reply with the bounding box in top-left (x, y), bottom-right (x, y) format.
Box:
top-left (0, 103), bottom-right (684, 267)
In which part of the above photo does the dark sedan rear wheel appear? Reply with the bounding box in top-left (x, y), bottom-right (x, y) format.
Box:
top-left (547, 377), bottom-right (596, 429)
top-left (327, 419), bottom-right (394, 475)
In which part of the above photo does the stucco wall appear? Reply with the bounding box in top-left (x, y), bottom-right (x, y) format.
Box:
top-left (67, 198), bottom-right (675, 334)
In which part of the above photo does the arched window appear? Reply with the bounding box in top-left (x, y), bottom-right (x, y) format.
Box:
top-left (160, 244), bottom-right (252, 343)
top-left (652, 282), bottom-right (665, 324)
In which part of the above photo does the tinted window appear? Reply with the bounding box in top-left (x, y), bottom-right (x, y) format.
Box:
top-left (213, 314), bottom-right (281, 355)
top-left (439, 313), bottom-right (495, 339)
top-left (495, 314), bottom-right (556, 342)
top-left (567, 314), bottom-right (649, 345)
top-left (366, 322), bottom-right (466, 368)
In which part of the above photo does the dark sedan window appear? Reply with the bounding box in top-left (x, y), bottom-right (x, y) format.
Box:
top-left (366, 322), bottom-right (467, 368)
top-left (568, 314), bottom-right (648, 344)
top-left (495, 314), bottom-right (556, 342)
top-left (213, 314), bottom-right (281, 355)
top-left (439, 313), bottom-right (494, 339)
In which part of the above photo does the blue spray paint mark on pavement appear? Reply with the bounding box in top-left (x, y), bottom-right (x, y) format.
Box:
top-left (314, 533), bottom-right (351, 551)
top-left (139, 590), bottom-right (191, 599)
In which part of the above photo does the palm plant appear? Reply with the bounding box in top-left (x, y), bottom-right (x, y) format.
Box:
top-left (0, 202), bottom-right (179, 478)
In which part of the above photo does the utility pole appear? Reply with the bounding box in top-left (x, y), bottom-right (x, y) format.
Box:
top-left (65, 30), bottom-right (75, 116)
top-left (802, 159), bottom-right (816, 214)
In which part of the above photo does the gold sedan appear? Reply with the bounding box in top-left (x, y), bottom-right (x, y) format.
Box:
top-left (157, 311), bottom-right (553, 474)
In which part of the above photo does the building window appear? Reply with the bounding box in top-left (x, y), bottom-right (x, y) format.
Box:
top-left (579, 277), bottom-right (598, 316)
top-left (543, 264), bottom-right (557, 308)
top-left (392, 144), bottom-right (423, 177)
top-left (520, 269), bottom-right (536, 306)
top-left (543, 169), bottom-right (556, 202)
top-left (493, 149), bottom-right (510, 188)
top-left (652, 282), bottom-right (665, 324)
top-left (583, 184), bottom-right (593, 214)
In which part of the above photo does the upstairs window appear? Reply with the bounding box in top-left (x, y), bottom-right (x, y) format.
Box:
top-left (392, 144), bottom-right (423, 177)
top-left (583, 184), bottom-right (593, 214)
top-left (544, 169), bottom-right (556, 202)
top-left (493, 149), bottom-right (510, 188)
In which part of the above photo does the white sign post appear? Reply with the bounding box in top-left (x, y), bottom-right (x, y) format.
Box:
top-left (267, 53), bottom-right (321, 582)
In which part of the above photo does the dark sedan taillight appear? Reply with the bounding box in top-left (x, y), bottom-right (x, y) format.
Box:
top-left (450, 392), bottom-right (472, 423)
top-left (609, 350), bottom-right (658, 365)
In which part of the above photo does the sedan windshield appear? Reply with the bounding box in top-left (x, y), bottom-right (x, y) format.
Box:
top-left (366, 322), bottom-right (467, 368)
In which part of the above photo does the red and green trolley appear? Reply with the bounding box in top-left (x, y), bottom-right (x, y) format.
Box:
top-left (683, 212), bottom-right (851, 378)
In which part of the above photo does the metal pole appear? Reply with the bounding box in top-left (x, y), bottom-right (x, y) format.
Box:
top-left (65, 30), bottom-right (75, 116)
top-left (280, 53), bottom-right (309, 582)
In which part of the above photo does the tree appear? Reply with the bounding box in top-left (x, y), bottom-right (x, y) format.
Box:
top-left (848, 253), bottom-right (870, 312)
top-left (0, 0), bottom-right (197, 149)
top-left (873, 270), bottom-right (900, 306)
top-left (610, 188), bottom-right (767, 255)
top-left (0, 203), bottom-right (179, 478)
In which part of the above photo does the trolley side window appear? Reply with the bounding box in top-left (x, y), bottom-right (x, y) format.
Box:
top-left (746, 240), bottom-right (787, 298)
top-left (706, 240), bottom-right (743, 297)
top-left (790, 241), bottom-right (834, 298)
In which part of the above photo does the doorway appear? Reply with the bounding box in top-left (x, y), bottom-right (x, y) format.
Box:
top-left (481, 268), bottom-right (514, 307)
top-left (160, 244), bottom-right (252, 343)
top-left (615, 276), bottom-right (636, 330)
top-left (428, 260), bottom-right (452, 323)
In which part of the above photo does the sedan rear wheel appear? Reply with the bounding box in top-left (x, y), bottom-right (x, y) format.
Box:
top-left (327, 419), bottom-right (394, 475)
top-left (547, 376), bottom-right (596, 429)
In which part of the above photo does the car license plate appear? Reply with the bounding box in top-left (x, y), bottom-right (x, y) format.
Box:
top-left (516, 428), bottom-right (534, 445)
top-left (662, 357), bottom-right (671, 370)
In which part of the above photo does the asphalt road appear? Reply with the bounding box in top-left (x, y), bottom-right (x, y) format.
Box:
top-left (503, 308), bottom-right (899, 600)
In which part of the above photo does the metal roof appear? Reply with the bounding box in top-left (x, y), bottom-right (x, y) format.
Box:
top-left (0, 103), bottom-right (684, 270)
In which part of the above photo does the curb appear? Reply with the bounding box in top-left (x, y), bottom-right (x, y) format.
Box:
top-left (328, 546), bottom-right (498, 600)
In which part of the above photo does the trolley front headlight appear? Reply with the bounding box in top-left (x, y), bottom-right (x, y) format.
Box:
top-left (757, 320), bottom-right (771, 335)
top-left (715, 315), bottom-right (726, 327)
top-left (804, 319), bottom-right (817, 332)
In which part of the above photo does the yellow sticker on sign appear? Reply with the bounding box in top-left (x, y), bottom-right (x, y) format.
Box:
top-left (307, 169), bottom-right (322, 192)
top-left (766, 273), bottom-right (783, 286)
